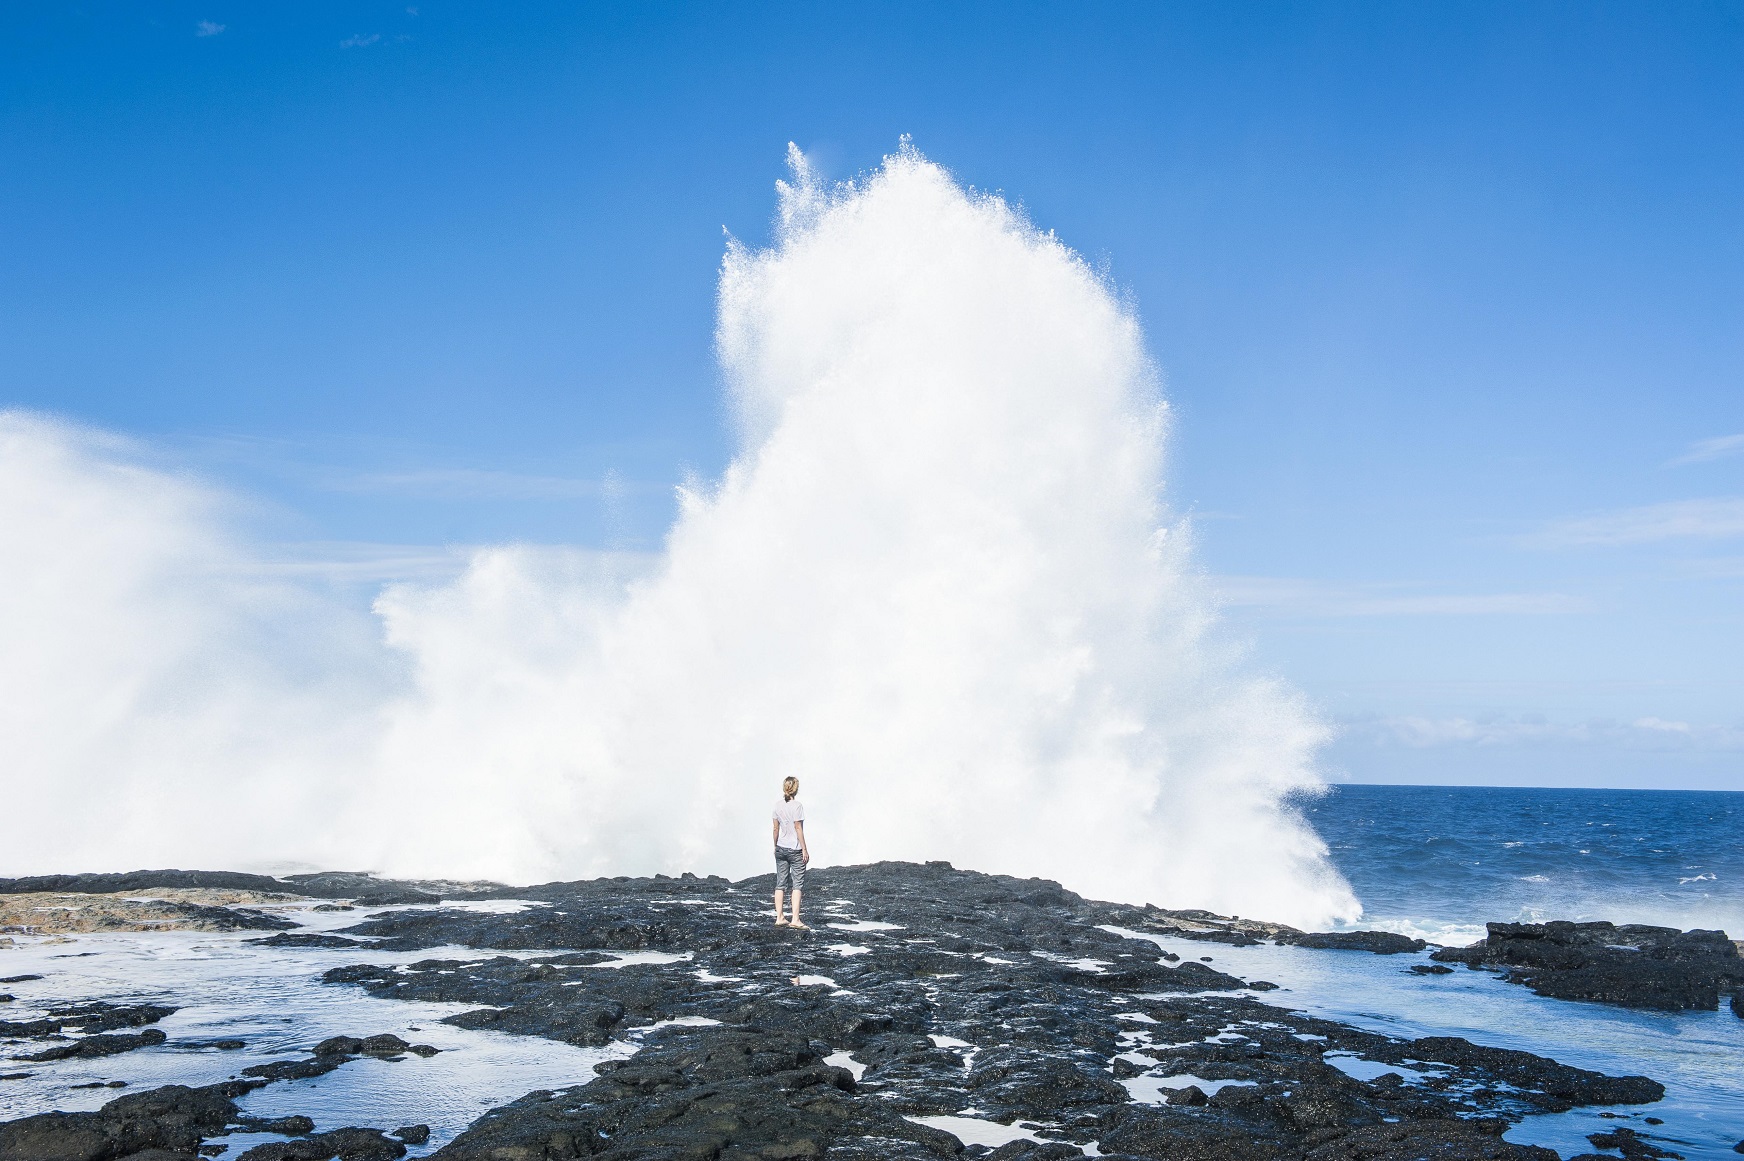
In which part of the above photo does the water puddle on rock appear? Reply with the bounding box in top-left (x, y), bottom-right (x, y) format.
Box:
top-left (0, 902), bottom-right (623, 1150)
top-left (1101, 924), bottom-right (1744, 1160)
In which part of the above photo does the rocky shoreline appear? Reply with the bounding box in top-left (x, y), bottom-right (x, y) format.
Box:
top-left (2, 862), bottom-right (1738, 1160)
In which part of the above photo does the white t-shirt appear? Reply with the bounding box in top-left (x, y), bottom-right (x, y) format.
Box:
top-left (773, 798), bottom-right (805, 849)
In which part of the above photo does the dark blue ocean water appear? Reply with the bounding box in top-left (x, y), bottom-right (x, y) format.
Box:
top-left (1305, 785), bottom-right (1744, 941)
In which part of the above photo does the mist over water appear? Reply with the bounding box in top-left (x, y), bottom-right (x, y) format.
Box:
top-left (0, 147), bottom-right (1360, 928)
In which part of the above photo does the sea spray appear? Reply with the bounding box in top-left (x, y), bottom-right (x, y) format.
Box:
top-left (0, 146), bottom-right (1361, 928)
top-left (359, 146), bottom-right (1359, 926)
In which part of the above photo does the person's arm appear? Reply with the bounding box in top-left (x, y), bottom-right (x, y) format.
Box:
top-left (795, 820), bottom-right (808, 863)
top-left (772, 817), bottom-right (780, 847)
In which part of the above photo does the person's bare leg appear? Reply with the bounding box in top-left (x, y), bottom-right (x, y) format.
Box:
top-left (790, 888), bottom-right (806, 929)
top-left (773, 889), bottom-right (788, 925)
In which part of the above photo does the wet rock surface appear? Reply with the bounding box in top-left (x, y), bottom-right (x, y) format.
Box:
top-left (0, 863), bottom-right (1683, 1160)
top-left (0, 1079), bottom-right (266, 1161)
top-left (15, 1030), bottom-right (169, 1063)
top-left (0, 895), bottom-right (296, 938)
top-left (0, 1033), bottom-right (441, 1161)
top-left (1430, 921), bottom-right (1744, 1012)
top-left (240, 1035), bottom-right (440, 1082)
top-left (309, 863), bottom-right (1661, 1159)
top-left (2, 1003), bottom-right (181, 1064)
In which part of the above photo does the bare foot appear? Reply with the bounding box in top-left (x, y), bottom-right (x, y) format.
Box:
top-left (774, 918), bottom-right (790, 926)
top-left (790, 922), bottom-right (809, 931)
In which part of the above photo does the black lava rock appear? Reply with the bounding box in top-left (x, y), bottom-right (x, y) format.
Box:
top-left (16, 1029), bottom-right (168, 1062)
top-left (1285, 931), bottom-right (1427, 955)
top-left (246, 934), bottom-right (369, 950)
top-left (0, 1079), bottom-right (263, 1161)
top-left (236, 1128), bottom-right (406, 1161)
top-left (239, 1032), bottom-right (438, 1083)
top-left (1584, 1125), bottom-right (1684, 1159)
top-left (0, 862), bottom-right (1679, 1161)
top-left (1431, 920), bottom-right (1744, 1011)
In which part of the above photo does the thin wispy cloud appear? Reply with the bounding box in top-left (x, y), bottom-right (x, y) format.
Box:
top-left (1530, 497), bottom-right (1744, 547)
top-left (322, 467), bottom-right (612, 501)
top-left (1340, 713), bottom-right (1744, 752)
top-left (1215, 576), bottom-right (1589, 617)
top-left (247, 541), bottom-right (475, 585)
top-left (339, 33), bottom-right (381, 48)
top-left (1667, 432), bottom-right (1744, 466)
top-left (195, 20), bottom-right (226, 37)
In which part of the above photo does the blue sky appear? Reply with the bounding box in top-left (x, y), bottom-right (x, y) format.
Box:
top-left (3, 2), bottom-right (1740, 788)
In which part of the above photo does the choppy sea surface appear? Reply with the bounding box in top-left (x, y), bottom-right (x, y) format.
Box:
top-left (1309, 784), bottom-right (1744, 943)
top-left (1, 786), bottom-right (1740, 1157)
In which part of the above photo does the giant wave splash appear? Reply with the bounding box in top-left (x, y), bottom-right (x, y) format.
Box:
top-left (0, 146), bottom-right (1360, 928)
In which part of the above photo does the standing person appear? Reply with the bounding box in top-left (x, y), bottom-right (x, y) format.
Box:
top-left (772, 777), bottom-right (810, 929)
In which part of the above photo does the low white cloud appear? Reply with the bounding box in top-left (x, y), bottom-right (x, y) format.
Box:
top-left (340, 33), bottom-right (381, 48)
top-left (1531, 497), bottom-right (1744, 547)
top-left (1341, 713), bottom-right (1744, 752)
top-left (195, 20), bottom-right (225, 36)
top-left (1668, 433), bottom-right (1744, 467)
top-left (1216, 577), bottom-right (1588, 617)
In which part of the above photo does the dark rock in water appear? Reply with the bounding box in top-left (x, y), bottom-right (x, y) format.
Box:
top-left (0, 1079), bottom-right (261, 1161)
top-left (51, 1004), bottom-right (179, 1034)
top-left (311, 1035), bottom-right (437, 1059)
top-left (1431, 920), bottom-right (1744, 1011)
top-left (240, 1057), bottom-right (341, 1082)
top-left (0, 977), bottom-right (44, 984)
top-left (1409, 963), bottom-right (1454, 975)
top-left (0, 1073), bottom-right (34, 1081)
top-left (1584, 1125), bottom-right (1685, 1159)
top-left (1285, 931), bottom-right (1427, 955)
top-left (241, 1033), bottom-right (438, 1082)
top-left (0, 996), bottom-right (12, 1004)
top-left (388, 1127), bottom-right (427, 1146)
top-left (4, 1004), bottom-right (177, 1042)
top-left (246, 934), bottom-right (367, 950)
top-left (235, 1128), bottom-right (406, 1161)
top-left (17, 1029), bottom-right (167, 1062)
top-left (310, 905), bottom-right (354, 913)
top-left (1732, 990), bottom-right (1743, 1019)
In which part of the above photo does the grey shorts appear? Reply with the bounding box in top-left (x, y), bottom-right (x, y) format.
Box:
top-left (774, 846), bottom-right (806, 891)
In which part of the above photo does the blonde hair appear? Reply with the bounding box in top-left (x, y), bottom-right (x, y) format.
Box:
top-left (782, 777), bottom-right (799, 802)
